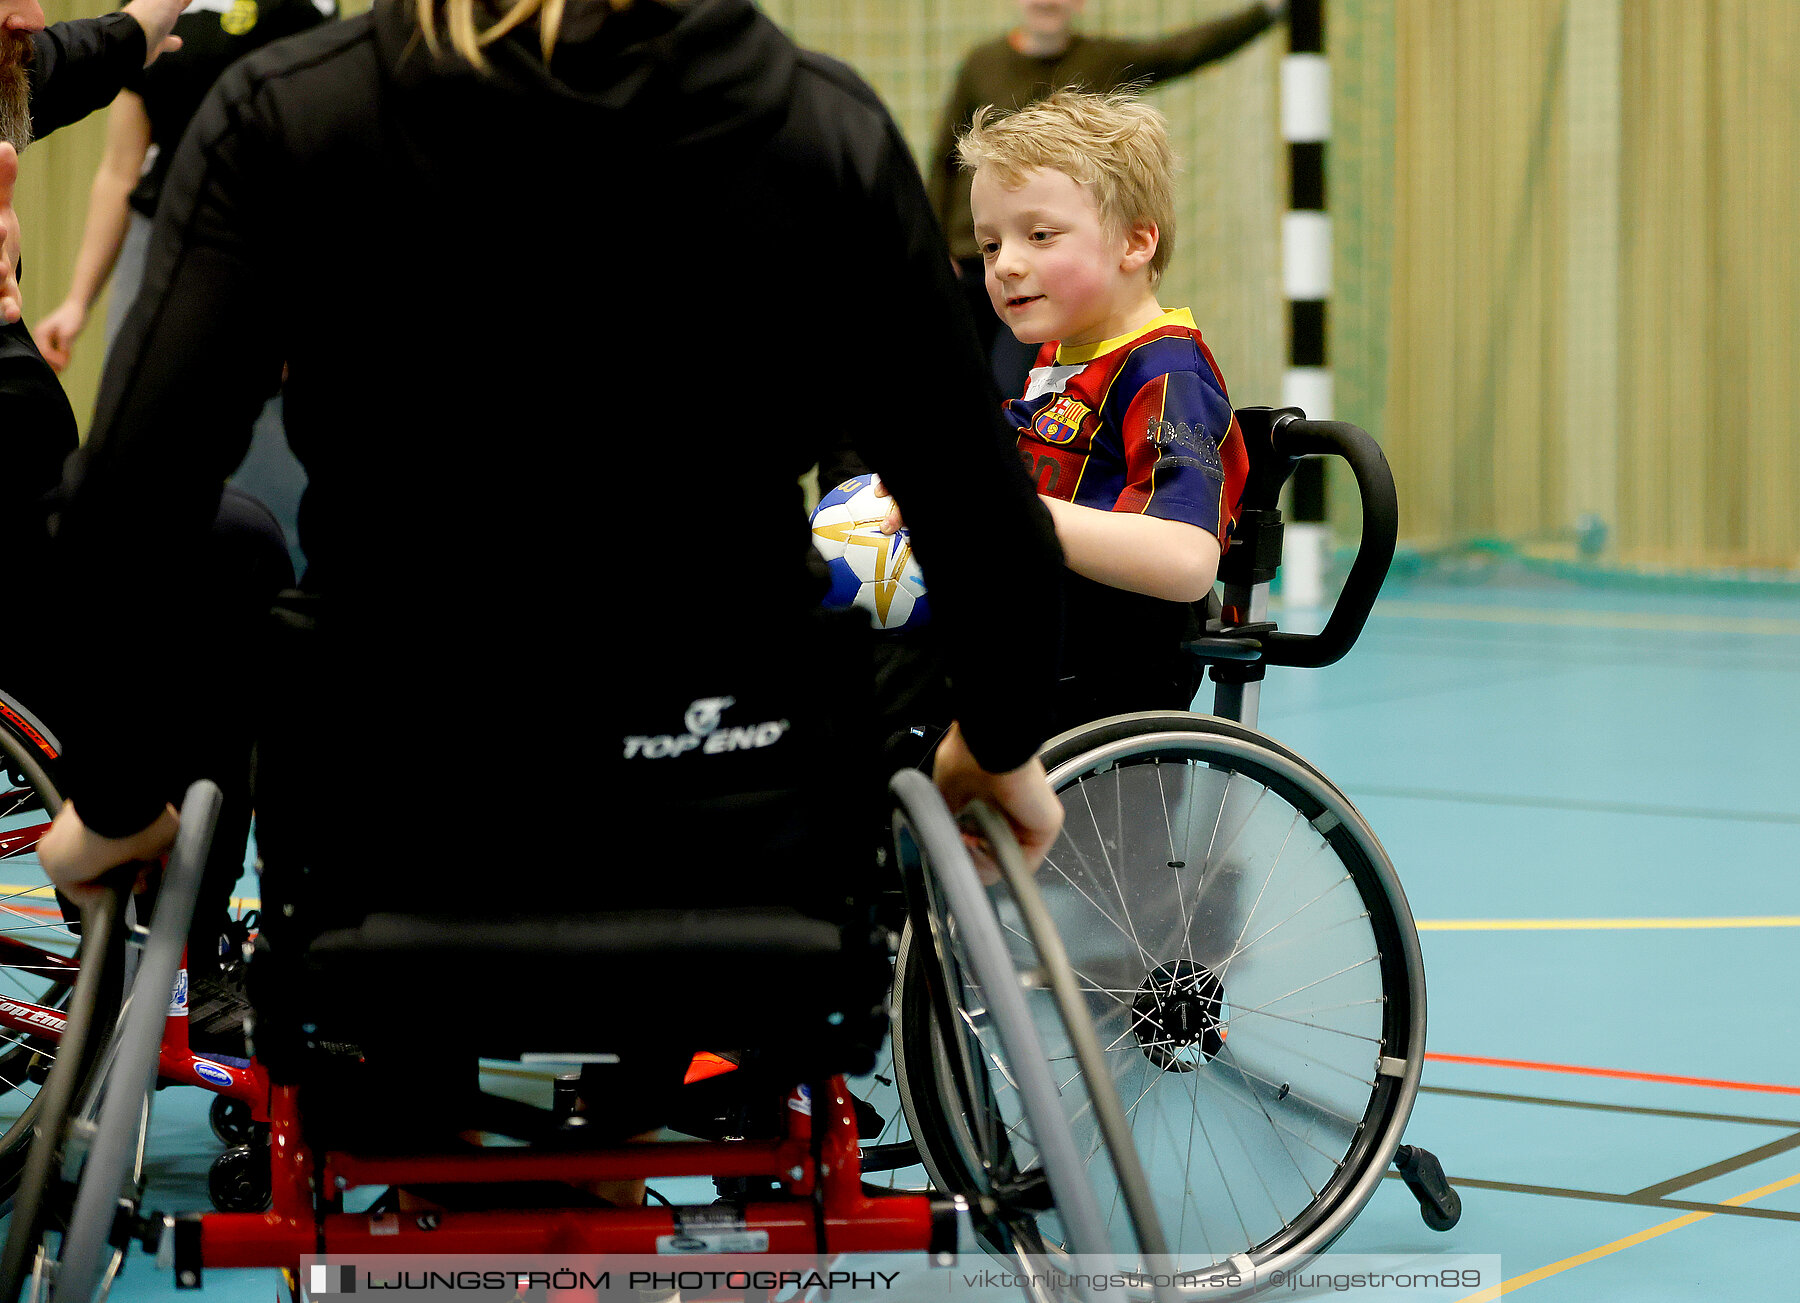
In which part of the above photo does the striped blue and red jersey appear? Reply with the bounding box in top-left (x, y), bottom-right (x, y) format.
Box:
top-left (1004, 308), bottom-right (1249, 550)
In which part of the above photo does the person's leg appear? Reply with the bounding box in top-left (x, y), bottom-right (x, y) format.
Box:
top-left (227, 398), bottom-right (306, 580)
top-left (183, 488), bottom-right (294, 1053)
top-left (101, 212), bottom-right (152, 349)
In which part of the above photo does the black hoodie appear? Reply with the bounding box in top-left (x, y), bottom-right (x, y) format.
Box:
top-left (52, 0), bottom-right (1064, 837)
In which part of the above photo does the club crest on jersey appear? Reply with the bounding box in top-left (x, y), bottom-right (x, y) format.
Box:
top-left (1033, 395), bottom-right (1090, 446)
top-left (221, 0), bottom-right (259, 35)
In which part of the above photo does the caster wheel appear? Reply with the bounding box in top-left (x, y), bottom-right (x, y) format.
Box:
top-left (208, 1096), bottom-right (261, 1147)
top-left (208, 1144), bottom-right (271, 1212)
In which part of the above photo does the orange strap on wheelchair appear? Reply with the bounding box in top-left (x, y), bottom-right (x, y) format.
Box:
top-left (683, 1051), bottom-right (737, 1084)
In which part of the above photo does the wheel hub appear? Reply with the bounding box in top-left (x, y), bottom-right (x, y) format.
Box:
top-left (1132, 960), bottom-right (1227, 1070)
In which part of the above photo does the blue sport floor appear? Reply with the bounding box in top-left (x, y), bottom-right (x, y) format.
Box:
top-left (10, 571), bottom-right (1800, 1301)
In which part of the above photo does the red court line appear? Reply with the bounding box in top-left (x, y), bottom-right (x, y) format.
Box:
top-left (1428, 1052), bottom-right (1800, 1097)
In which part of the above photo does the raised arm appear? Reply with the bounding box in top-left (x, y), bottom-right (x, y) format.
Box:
top-left (26, 0), bottom-right (188, 141)
top-left (1097, 0), bottom-right (1284, 89)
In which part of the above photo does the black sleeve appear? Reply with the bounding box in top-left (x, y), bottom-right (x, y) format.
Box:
top-left (0, 325), bottom-right (80, 533)
top-left (25, 13), bottom-right (148, 141)
top-left (846, 111), bottom-right (1064, 774)
top-left (49, 64), bottom-right (284, 836)
top-left (810, 56), bottom-right (982, 500)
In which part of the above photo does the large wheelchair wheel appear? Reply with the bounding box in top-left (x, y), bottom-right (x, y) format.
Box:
top-left (889, 771), bottom-right (1136, 1274)
top-left (0, 783), bottom-right (220, 1303)
top-left (845, 987), bottom-right (934, 1193)
top-left (0, 693), bottom-right (128, 1211)
top-left (897, 712), bottom-right (1427, 1292)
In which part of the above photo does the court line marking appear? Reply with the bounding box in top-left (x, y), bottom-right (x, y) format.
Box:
top-left (1345, 784), bottom-right (1800, 826)
top-left (1427, 1052), bottom-right (1800, 1097)
top-left (1418, 916), bottom-right (1800, 931)
top-left (1382, 1170), bottom-right (1800, 1223)
top-left (1452, 1169), bottom-right (1800, 1302)
top-left (1419, 1084), bottom-right (1799, 1129)
top-left (1374, 601), bottom-right (1800, 637)
top-left (1631, 1130), bottom-right (1800, 1200)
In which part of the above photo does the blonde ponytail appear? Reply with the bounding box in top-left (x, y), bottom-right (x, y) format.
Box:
top-left (413, 0), bottom-right (593, 69)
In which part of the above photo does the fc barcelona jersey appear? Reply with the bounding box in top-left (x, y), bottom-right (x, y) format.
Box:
top-left (1003, 308), bottom-right (1248, 549)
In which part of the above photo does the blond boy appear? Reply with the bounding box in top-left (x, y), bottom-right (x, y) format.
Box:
top-left (960, 89), bottom-right (1249, 722)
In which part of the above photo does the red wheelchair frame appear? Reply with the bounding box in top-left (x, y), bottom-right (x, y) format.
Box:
top-left (193, 1076), bottom-right (950, 1274)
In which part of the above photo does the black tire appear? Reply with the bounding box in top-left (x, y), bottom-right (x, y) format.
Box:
top-left (209, 1096), bottom-right (261, 1148)
top-left (0, 884), bottom-right (129, 1303)
top-left (898, 711), bottom-right (1428, 1293)
top-left (0, 691), bottom-right (127, 1214)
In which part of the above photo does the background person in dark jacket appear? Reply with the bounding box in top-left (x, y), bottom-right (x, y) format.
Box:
top-left (36, 0), bottom-right (1067, 1148)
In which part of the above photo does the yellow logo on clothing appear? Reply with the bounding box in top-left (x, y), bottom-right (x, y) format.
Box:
top-left (221, 1), bottom-right (259, 36)
top-left (1032, 395), bottom-right (1090, 445)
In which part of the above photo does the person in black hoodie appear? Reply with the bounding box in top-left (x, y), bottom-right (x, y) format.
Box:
top-left (36, 0), bottom-right (1067, 1148)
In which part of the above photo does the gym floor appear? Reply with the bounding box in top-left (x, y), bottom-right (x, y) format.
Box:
top-left (22, 568), bottom-right (1800, 1301)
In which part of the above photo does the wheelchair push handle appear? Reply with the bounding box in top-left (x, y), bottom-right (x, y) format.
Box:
top-left (1255, 412), bottom-right (1399, 670)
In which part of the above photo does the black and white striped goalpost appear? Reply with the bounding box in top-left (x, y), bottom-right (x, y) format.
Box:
top-left (1281, 0), bottom-right (1330, 608)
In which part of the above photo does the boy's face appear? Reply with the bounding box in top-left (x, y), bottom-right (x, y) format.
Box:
top-left (971, 164), bottom-right (1151, 349)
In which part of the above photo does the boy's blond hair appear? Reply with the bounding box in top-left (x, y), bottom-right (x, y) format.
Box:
top-left (956, 88), bottom-right (1178, 287)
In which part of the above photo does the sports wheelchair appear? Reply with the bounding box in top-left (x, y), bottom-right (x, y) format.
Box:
top-left (855, 410), bottom-right (1461, 1260)
top-left (0, 408), bottom-right (1458, 1303)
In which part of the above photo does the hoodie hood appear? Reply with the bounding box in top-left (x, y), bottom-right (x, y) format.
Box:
top-left (373, 0), bottom-right (798, 147)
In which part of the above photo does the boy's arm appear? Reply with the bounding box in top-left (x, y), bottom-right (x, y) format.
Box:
top-left (1096, 1), bottom-right (1284, 89)
top-left (36, 92), bottom-right (152, 373)
top-left (1046, 357), bottom-right (1246, 603)
top-left (1041, 497), bottom-right (1220, 602)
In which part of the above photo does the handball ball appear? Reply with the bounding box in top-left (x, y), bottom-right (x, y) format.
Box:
top-left (809, 474), bottom-right (930, 633)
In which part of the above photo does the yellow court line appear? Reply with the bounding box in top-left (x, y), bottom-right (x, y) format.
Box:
top-left (1373, 601), bottom-right (1800, 637)
top-left (1454, 1170), bottom-right (1800, 1302)
top-left (1418, 916), bottom-right (1800, 931)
